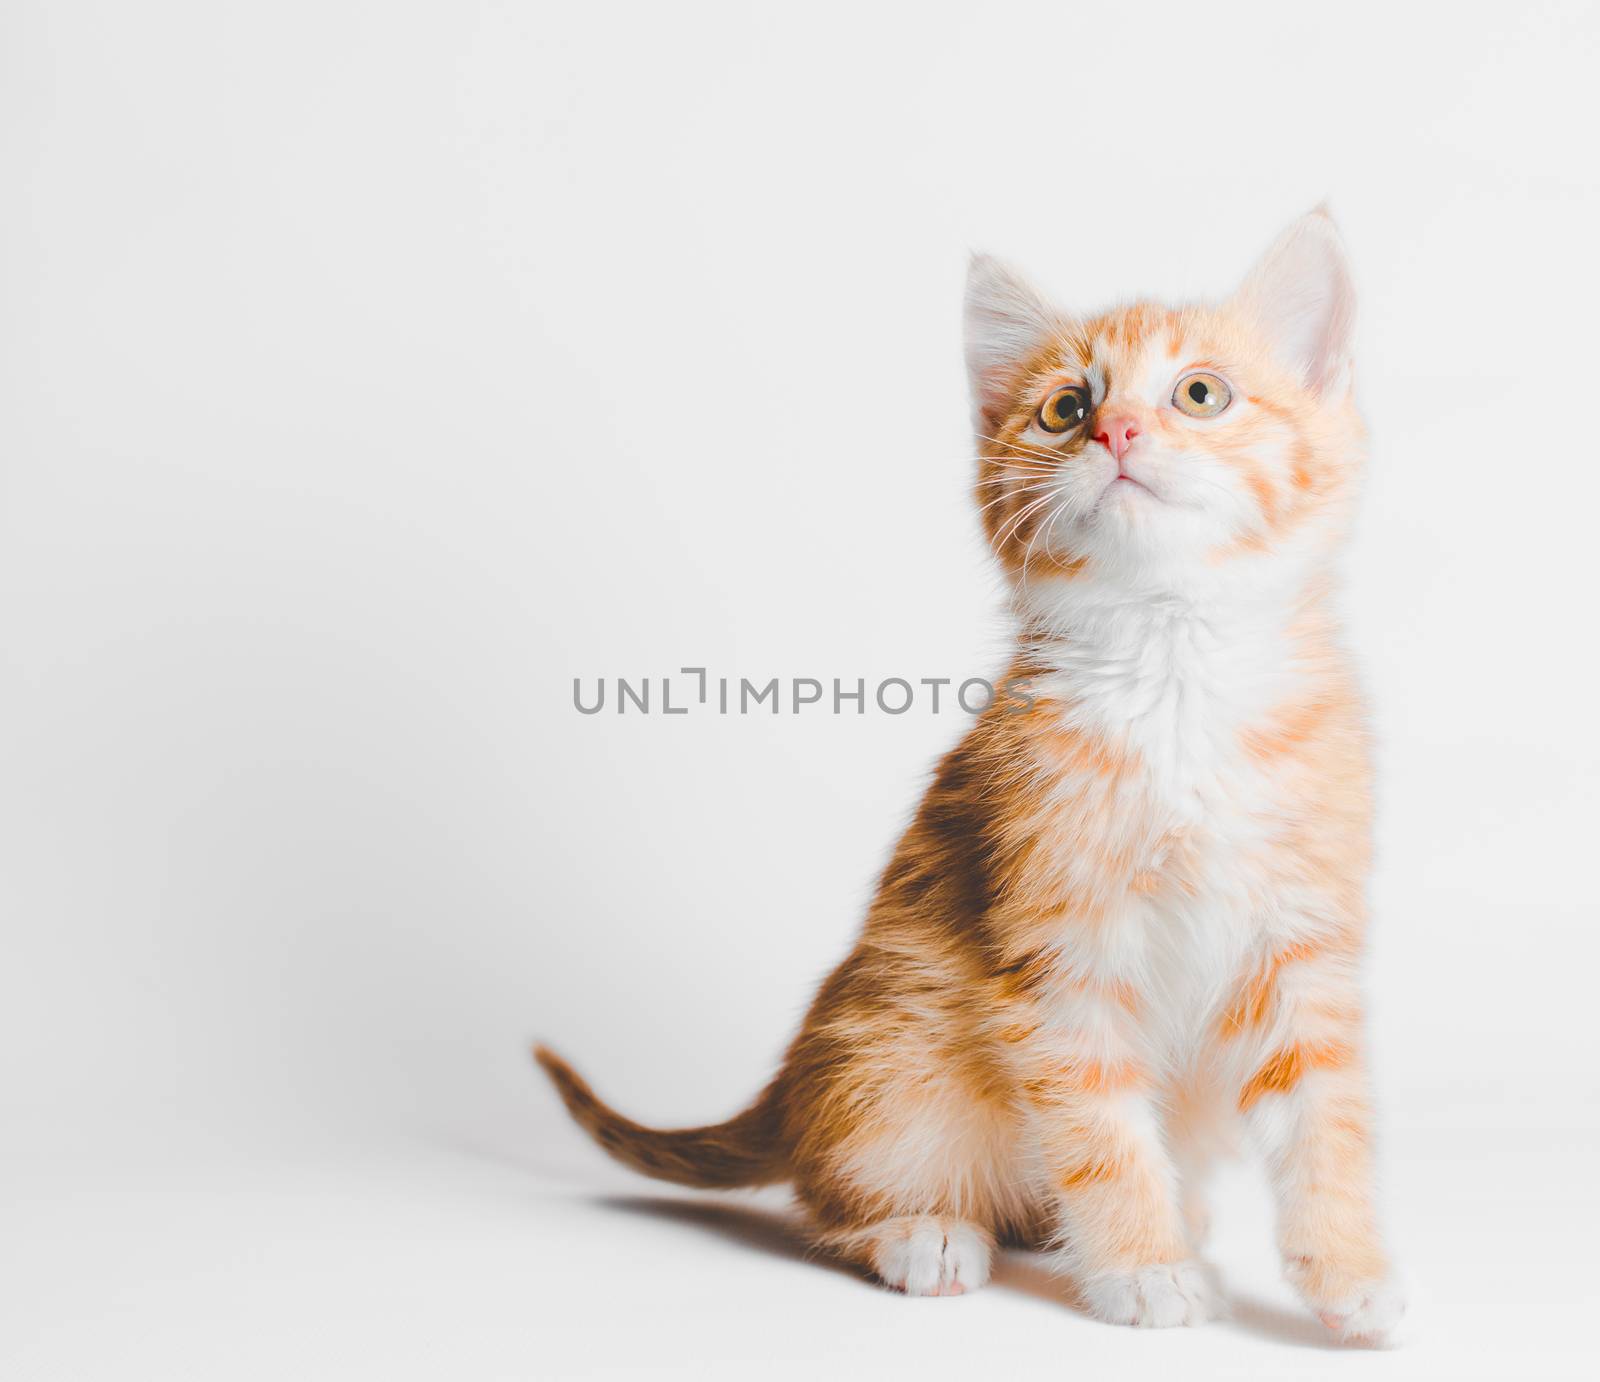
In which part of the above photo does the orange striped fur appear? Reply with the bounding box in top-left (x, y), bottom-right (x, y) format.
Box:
top-left (538, 211), bottom-right (1403, 1339)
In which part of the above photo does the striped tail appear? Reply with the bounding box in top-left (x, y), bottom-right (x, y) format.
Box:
top-left (534, 1045), bottom-right (789, 1188)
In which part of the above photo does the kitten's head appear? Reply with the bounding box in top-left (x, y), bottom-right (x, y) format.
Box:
top-left (966, 209), bottom-right (1363, 603)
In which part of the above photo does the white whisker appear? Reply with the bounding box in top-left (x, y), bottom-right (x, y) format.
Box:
top-left (994, 487), bottom-right (1061, 552)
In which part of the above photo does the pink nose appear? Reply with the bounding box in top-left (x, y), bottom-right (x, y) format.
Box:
top-left (1095, 413), bottom-right (1141, 463)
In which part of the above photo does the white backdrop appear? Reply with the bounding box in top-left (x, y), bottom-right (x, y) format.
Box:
top-left (3, 2), bottom-right (1597, 1378)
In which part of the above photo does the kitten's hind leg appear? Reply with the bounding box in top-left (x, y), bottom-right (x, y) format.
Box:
top-left (827, 1216), bottom-right (995, 1296)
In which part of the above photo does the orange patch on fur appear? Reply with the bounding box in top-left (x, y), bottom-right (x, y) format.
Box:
top-left (1027, 1059), bottom-right (1143, 1099)
top-left (1220, 941), bottom-right (1322, 1036)
top-left (994, 1020), bottom-right (1040, 1045)
top-left (1243, 696), bottom-right (1338, 762)
top-left (1238, 1040), bottom-right (1354, 1111)
top-left (1059, 1153), bottom-right (1127, 1190)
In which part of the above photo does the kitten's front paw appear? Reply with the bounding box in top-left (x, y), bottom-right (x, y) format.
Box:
top-left (871, 1219), bottom-right (992, 1297)
top-left (1080, 1260), bottom-right (1219, 1327)
top-left (1287, 1258), bottom-right (1406, 1342)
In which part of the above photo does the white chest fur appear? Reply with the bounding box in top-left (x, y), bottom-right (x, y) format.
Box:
top-left (1024, 579), bottom-right (1318, 1061)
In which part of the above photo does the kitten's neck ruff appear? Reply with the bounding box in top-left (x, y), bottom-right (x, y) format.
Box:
top-left (1010, 553), bottom-right (1344, 774)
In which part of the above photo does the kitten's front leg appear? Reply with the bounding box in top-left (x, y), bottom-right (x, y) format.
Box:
top-left (1232, 951), bottom-right (1405, 1341)
top-left (1021, 1057), bottom-right (1218, 1327)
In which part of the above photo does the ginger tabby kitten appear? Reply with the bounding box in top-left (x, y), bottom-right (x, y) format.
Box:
top-left (538, 210), bottom-right (1404, 1340)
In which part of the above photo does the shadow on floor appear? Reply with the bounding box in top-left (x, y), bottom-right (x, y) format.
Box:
top-left (1224, 1293), bottom-right (1380, 1351)
top-left (595, 1194), bottom-right (1371, 1351)
top-left (591, 1194), bottom-right (869, 1283)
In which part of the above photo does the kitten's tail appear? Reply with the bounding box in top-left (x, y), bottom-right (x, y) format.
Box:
top-left (533, 1045), bottom-right (789, 1188)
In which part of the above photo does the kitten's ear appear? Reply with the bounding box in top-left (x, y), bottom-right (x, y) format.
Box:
top-left (1233, 207), bottom-right (1356, 399)
top-left (965, 253), bottom-right (1056, 433)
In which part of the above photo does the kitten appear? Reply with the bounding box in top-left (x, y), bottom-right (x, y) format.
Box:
top-left (538, 210), bottom-right (1404, 1339)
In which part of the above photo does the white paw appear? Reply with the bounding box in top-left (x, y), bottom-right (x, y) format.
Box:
top-left (872, 1219), bottom-right (992, 1297)
top-left (1081, 1260), bottom-right (1219, 1327)
top-left (1315, 1277), bottom-right (1406, 1342)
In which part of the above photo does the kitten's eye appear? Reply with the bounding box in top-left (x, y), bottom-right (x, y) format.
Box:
top-left (1038, 386), bottom-right (1091, 434)
top-left (1173, 372), bottom-right (1232, 418)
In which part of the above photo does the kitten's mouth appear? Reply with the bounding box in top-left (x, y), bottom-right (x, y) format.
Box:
top-left (1108, 470), bottom-right (1157, 500)
top-left (1088, 462), bottom-right (1164, 518)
